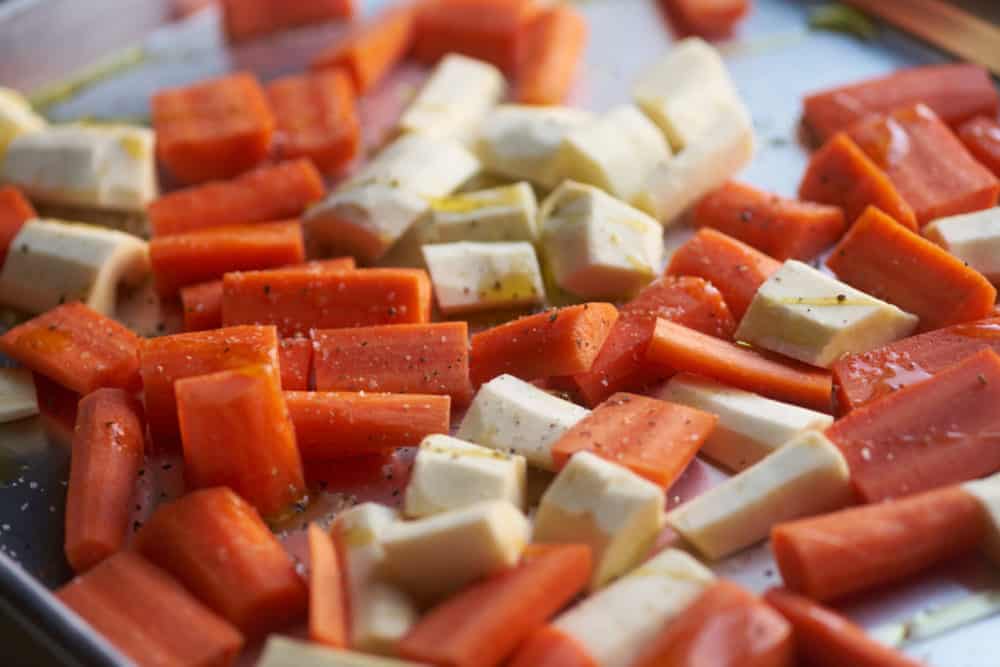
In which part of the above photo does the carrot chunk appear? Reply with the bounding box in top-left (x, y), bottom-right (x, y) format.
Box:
top-left (647, 318), bottom-right (833, 413)
top-left (33, 372), bottom-right (80, 446)
top-left (151, 72), bottom-right (275, 184)
top-left (150, 220), bottom-right (305, 297)
top-left (134, 487), bottom-right (308, 638)
top-left (957, 115), bottom-right (1000, 177)
top-left (799, 132), bottom-right (917, 230)
top-left (516, 5), bottom-right (587, 106)
top-left (148, 159), bottom-right (325, 237)
top-left (222, 267), bottom-right (432, 337)
top-left (666, 228), bottom-right (781, 320)
top-left (0, 186), bottom-right (36, 269)
top-left (470, 303), bottom-right (618, 387)
top-left (551, 393), bottom-right (716, 487)
top-left (663, 0), bottom-right (751, 38)
top-left (221, 0), bottom-right (355, 43)
top-left (64, 389), bottom-right (144, 573)
top-left (0, 302), bottom-right (141, 396)
top-left (308, 523), bottom-right (348, 649)
top-left (307, 452), bottom-right (396, 488)
top-left (56, 551), bottom-right (244, 667)
top-left (279, 337), bottom-right (313, 390)
top-left (570, 277), bottom-right (735, 407)
top-left (826, 348), bottom-right (1000, 503)
top-left (286, 391), bottom-right (450, 460)
top-left (509, 625), bottom-right (598, 667)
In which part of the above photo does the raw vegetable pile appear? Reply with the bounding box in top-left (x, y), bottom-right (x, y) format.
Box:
top-left (1, 0), bottom-right (1000, 666)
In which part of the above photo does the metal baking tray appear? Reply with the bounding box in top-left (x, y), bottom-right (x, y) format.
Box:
top-left (1, 0), bottom-right (999, 665)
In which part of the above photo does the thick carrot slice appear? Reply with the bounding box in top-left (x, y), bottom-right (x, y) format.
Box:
top-left (0, 302), bottom-right (141, 396)
top-left (56, 551), bottom-right (244, 667)
top-left (135, 487), bottom-right (307, 637)
top-left (847, 104), bottom-right (999, 226)
top-left (222, 267), bottom-right (432, 337)
top-left (312, 322), bottom-right (471, 404)
top-left (508, 625), bottom-right (598, 667)
top-left (764, 588), bottom-right (924, 667)
top-left (799, 133), bottom-right (917, 230)
top-left (148, 159), bottom-right (325, 237)
top-left (957, 115), bottom-right (1000, 177)
top-left (826, 348), bottom-right (1000, 503)
top-left (308, 523), bottom-right (348, 649)
top-left (279, 337), bottom-right (313, 391)
top-left (64, 389), bottom-right (144, 573)
top-left (221, 0), bottom-right (354, 42)
top-left (414, 0), bottom-right (538, 73)
top-left (666, 228), bottom-right (782, 320)
top-left (151, 72), bottom-right (275, 184)
top-left (140, 325), bottom-right (279, 450)
top-left (771, 485), bottom-right (988, 603)
top-left (647, 318), bottom-right (833, 413)
top-left (663, 0), bottom-right (751, 38)
top-left (570, 277), bottom-right (736, 407)
top-left (516, 5), bottom-right (587, 106)
top-left (286, 391), bottom-right (450, 460)
top-left (551, 393), bottom-right (716, 487)
top-left (0, 186), bottom-right (36, 268)
top-left (176, 365), bottom-right (305, 517)
top-left (398, 544), bottom-right (592, 667)
top-left (306, 452), bottom-right (396, 488)
top-left (33, 372), bottom-right (80, 446)
top-left (150, 220), bottom-right (305, 297)
top-left (632, 580), bottom-right (793, 667)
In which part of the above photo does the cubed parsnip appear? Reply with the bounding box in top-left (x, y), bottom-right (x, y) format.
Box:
top-left (0, 219), bottom-right (149, 316)
top-left (553, 549), bottom-right (715, 667)
top-left (404, 434), bottom-right (527, 518)
top-left (924, 209), bottom-right (1000, 283)
top-left (397, 54), bottom-right (506, 143)
top-left (0, 124), bottom-right (156, 213)
top-left (456, 374), bottom-right (589, 470)
top-left (332, 504), bottom-right (419, 655)
top-left (0, 368), bottom-right (37, 423)
top-left (962, 473), bottom-right (1000, 566)
top-left (0, 87), bottom-right (46, 155)
top-left (423, 182), bottom-right (538, 244)
top-left (257, 637), bottom-right (429, 667)
top-left (422, 241), bottom-right (545, 314)
top-left (476, 105), bottom-right (594, 189)
top-left (667, 431), bottom-right (852, 560)
top-left (553, 105), bottom-right (671, 204)
top-left (380, 500), bottom-right (530, 604)
top-left (541, 181), bottom-right (663, 299)
top-left (735, 260), bottom-right (919, 369)
top-left (656, 374), bottom-right (833, 472)
top-left (534, 452), bottom-right (665, 591)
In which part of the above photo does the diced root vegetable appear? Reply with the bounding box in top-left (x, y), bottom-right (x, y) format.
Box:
top-left (307, 523), bottom-right (349, 649)
top-left (221, 0), bottom-right (355, 42)
top-left (957, 115), bottom-right (1000, 177)
top-left (0, 186), bottom-right (36, 268)
top-left (278, 337), bottom-right (313, 391)
top-left (517, 5), bottom-right (588, 106)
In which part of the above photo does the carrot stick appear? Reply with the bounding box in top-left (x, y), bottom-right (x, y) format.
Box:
top-left (56, 551), bottom-right (244, 667)
top-left (570, 277), bottom-right (735, 407)
top-left (508, 625), bottom-right (598, 667)
top-left (32, 372), bottom-right (80, 446)
top-left (827, 206), bottom-right (996, 331)
top-left (516, 5), bottom-right (587, 106)
top-left (286, 391), bottom-right (450, 460)
top-left (798, 132), bottom-right (917, 231)
top-left (647, 318), bottom-right (833, 413)
top-left (134, 486), bottom-right (308, 638)
top-left (0, 186), bottom-right (36, 269)
top-left (662, 0), bottom-right (751, 38)
top-left (957, 115), bottom-right (1000, 177)
top-left (398, 544), bottom-right (592, 667)
top-left (0, 302), bottom-right (141, 396)
top-left (222, 267), bottom-right (432, 337)
top-left (64, 389), bottom-right (144, 573)
top-left (308, 523), bottom-right (349, 649)
top-left (306, 452), bottom-right (396, 489)
top-left (221, 0), bottom-right (355, 43)
top-left (279, 337), bottom-right (313, 390)
top-left (550, 392), bottom-right (716, 487)
top-left (826, 348), bottom-right (1000, 503)
top-left (470, 303), bottom-right (618, 387)
top-left (764, 588), bottom-right (924, 667)
top-left (148, 159), bottom-right (325, 237)
top-left (666, 228), bottom-right (782, 320)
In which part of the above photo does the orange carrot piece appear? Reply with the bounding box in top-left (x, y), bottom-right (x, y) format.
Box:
top-left (799, 132), bottom-right (917, 230)
top-left (0, 186), bottom-right (36, 269)
top-left (516, 5), bottom-right (587, 106)
top-left (56, 551), bottom-right (244, 667)
top-left (308, 523), bottom-right (349, 649)
top-left (570, 277), bottom-right (736, 407)
top-left (306, 452), bottom-right (396, 488)
top-left (151, 72), bottom-right (275, 184)
top-left (33, 372), bottom-right (80, 446)
top-left (803, 63), bottom-right (1000, 144)
top-left (764, 588), bottom-right (924, 667)
top-left (64, 389), bottom-right (144, 573)
top-left (847, 104), bottom-right (999, 226)
top-left (957, 115), bottom-right (1000, 177)
top-left (632, 580), bottom-right (793, 667)
top-left (140, 325), bottom-right (280, 450)
top-left (551, 393), bottom-right (716, 487)
top-left (221, 267), bottom-right (432, 337)
top-left (666, 228), bottom-right (782, 320)
top-left (647, 318), bottom-right (833, 413)
top-left (663, 0), bottom-right (751, 38)
top-left (470, 303), bottom-right (618, 387)
top-left (0, 302), bottom-right (141, 396)
top-left (398, 544), bottom-right (592, 667)
top-left (312, 322), bottom-right (471, 403)
top-left (221, 0), bottom-right (355, 42)
top-left (134, 487), bottom-right (308, 638)
top-left (279, 337), bottom-right (313, 390)
top-left (286, 391), bottom-right (450, 460)
top-left (772, 485), bottom-right (988, 603)
top-left (150, 220), bottom-right (305, 297)
top-left (148, 159), bottom-right (324, 237)
top-left (508, 625), bottom-right (598, 667)
top-left (826, 348), bottom-right (1000, 503)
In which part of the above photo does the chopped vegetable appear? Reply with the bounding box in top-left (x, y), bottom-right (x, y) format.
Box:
top-left (308, 524), bottom-right (349, 649)
top-left (32, 372), bottom-right (79, 446)
top-left (0, 368), bottom-right (38, 423)
top-left (423, 182), bottom-right (538, 244)
top-left (925, 209), bottom-right (1000, 284)
top-left (509, 625), bottom-right (597, 667)
top-left (221, 0), bottom-right (355, 43)
top-left (0, 186), bottom-right (36, 267)
top-left (517, 5), bottom-right (588, 106)
top-left (957, 115), bottom-right (1000, 177)
top-left (422, 241), bottom-right (546, 315)
top-left (663, 0), bottom-right (752, 38)
top-left (278, 337), bottom-right (313, 391)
